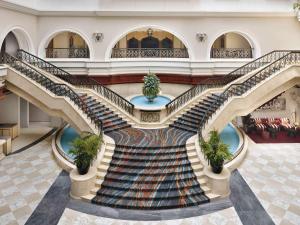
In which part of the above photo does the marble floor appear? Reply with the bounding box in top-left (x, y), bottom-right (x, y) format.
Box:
top-left (0, 135), bottom-right (299, 225)
top-left (58, 207), bottom-right (242, 225)
top-left (12, 123), bottom-right (52, 152)
top-left (0, 136), bottom-right (61, 225)
top-left (239, 139), bottom-right (300, 225)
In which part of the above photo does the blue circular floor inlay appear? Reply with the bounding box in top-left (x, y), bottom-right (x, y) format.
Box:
top-left (130, 95), bottom-right (171, 108)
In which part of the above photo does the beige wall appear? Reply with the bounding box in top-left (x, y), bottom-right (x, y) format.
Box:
top-left (29, 103), bottom-right (51, 123)
top-left (51, 32), bottom-right (87, 48)
top-left (225, 33), bottom-right (251, 49)
top-left (1, 7), bottom-right (300, 75)
top-left (35, 16), bottom-right (300, 61)
top-left (0, 7), bottom-right (37, 53)
top-left (0, 93), bottom-right (20, 125)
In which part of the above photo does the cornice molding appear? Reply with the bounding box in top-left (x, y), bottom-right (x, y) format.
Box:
top-left (0, 1), bottom-right (296, 18)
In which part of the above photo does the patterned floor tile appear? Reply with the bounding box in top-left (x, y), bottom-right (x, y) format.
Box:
top-left (0, 138), bottom-right (61, 225)
top-left (239, 139), bottom-right (300, 225)
top-left (57, 207), bottom-right (242, 225)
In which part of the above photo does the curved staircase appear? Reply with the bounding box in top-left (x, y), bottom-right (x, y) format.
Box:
top-left (91, 127), bottom-right (211, 209)
top-left (3, 50), bottom-right (300, 210)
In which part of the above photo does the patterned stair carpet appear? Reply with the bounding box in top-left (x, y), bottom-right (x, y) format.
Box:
top-left (92, 127), bottom-right (210, 209)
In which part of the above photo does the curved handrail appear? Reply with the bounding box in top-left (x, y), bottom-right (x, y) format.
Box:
top-left (1, 53), bottom-right (103, 134)
top-left (165, 50), bottom-right (292, 115)
top-left (198, 51), bottom-right (300, 139)
top-left (16, 49), bottom-right (134, 115)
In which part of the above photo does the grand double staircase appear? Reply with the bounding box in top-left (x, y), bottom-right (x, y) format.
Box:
top-left (1, 49), bottom-right (299, 209)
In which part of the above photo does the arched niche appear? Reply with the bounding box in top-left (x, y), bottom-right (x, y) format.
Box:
top-left (210, 32), bottom-right (253, 59)
top-left (44, 31), bottom-right (90, 58)
top-left (111, 28), bottom-right (189, 58)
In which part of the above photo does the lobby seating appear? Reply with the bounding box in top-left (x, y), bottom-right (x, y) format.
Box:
top-left (250, 117), bottom-right (298, 139)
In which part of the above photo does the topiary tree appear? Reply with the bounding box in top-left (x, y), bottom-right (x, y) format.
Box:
top-left (142, 72), bottom-right (160, 102)
top-left (200, 130), bottom-right (232, 174)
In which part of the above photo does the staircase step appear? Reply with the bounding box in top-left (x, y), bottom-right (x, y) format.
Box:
top-left (189, 157), bottom-right (200, 164)
top-left (206, 193), bottom-right (221, 201)
top-left (103, 120), bottom-right (127, 129)
top-left (170, 124), bottom-right (197, 133)
top-left (91, 187), bottom-right (100, 195)
top-left (97, 171), bottom-right (107, 179)
top-left (101, 157), bottom-right (111, 165)
top-left (187, 151), bottom-right (198, 158)
top-left (91, 194), bottom-right (209, 210)
top-left (104, 124), bottom-right (131, 133)
top-left (174, 120), bottom-right (199, 129)
top-left (195, 171), bottom-right (205, 178)
top-left (81, 194), bottom-right (95, 202)
top-left (97, 164), bottom-right (109, 172)
top-left (198, 177), bottom-right (207, 184)
top-left (186, 145), bottom-right (195, 151)
top-left (95, 179), bottom-right (104, 188)
top-left (104, 151), bottom-right (113, 157)
top-left (193, 163), bottom-right (204, 171)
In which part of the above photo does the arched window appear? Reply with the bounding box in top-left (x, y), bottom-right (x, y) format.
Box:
top-left (211, 32), bottom-right (252, 58)
top-left (127, 38), bottom-right (139, 48)
top-left (161, 38), bottom-right (173, 49)
top-left (141, 36), bottom-right (159, 48)
top-left (111, 28), bottom-right (189, 58)
top-left (45, 32), bottom-right (89, 58)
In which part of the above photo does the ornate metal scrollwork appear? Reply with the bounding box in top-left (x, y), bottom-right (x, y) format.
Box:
top-left (111, 48), bottom-right (189, 58)
top-left (211, 48), bottom-right (253, 58)
top-left (45, 48), bottom-right (89, 58)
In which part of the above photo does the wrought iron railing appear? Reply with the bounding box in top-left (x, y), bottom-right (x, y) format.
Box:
top-left (111, 48), bottom-right (189, 58)
top-left (165, 50), bottom-right (292, 115)
top-left (17, 49), bottom-right (134, 115)
top-left (198, 51), bottom-right (300, 138)
top-left (211, 48), bottom-right (253, 58)
top-left (45, 48), bottom-right (89, 58)
top-left (0, 53), bottom-right (103, 133)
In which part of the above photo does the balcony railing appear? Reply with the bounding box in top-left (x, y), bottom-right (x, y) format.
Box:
top-left (211, 48), bottom-right (253, 59)
top-left (111, 48), bottom-right (189, 58)
top-left (45, 48), bottom-right (89, 58)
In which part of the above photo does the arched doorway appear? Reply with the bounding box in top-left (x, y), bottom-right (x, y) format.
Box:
top-left (210, 32), bottom-right (253, 58)
top-left (111, 28), bottom-right (189, 58)
top-left (45, 31), bottom-right (90, 58)
top-left (0, 28), bottom-right (34, 57)
top-left (0, 32), bottom-right (19, 56)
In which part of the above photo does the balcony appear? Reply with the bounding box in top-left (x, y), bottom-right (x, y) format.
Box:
top-left (45, 48), bottom-right (89, 58)
top-left (211, 48), bottom-right (253, 59)
top-left (111, 48), bottom-right (189, 58)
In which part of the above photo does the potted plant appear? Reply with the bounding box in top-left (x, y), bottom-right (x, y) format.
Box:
top-left (69, 132), bottom-right (102, 175)
top-left (294, 1), bottom-right (300, 20)
top-left (142, 72), bottom-right (160, 102)
top-left (200, 130), bottom-right (232, 174)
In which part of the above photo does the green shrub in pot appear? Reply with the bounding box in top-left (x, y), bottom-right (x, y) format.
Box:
top-left (69, 132), bottom-right (102, 175)
top-left (200, 130), bottom-right (232, 174)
